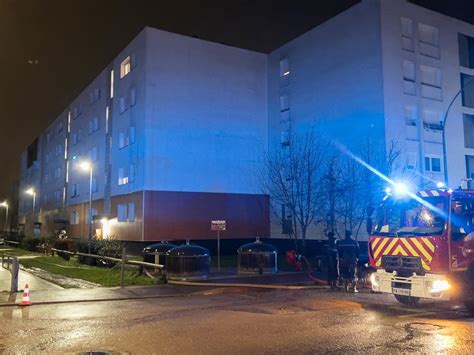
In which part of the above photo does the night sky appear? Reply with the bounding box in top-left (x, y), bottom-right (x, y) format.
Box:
top-left (1, 0), bottom-right (473, 202)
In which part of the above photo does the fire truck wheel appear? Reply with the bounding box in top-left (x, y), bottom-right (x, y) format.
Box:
top-left (394, 294), bottom-right (420, 307)
top-left (464, 301), bottom-right (474, 316)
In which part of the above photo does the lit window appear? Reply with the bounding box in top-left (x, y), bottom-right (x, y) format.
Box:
top-left (118, 167), bottom-right (128, 185)
top-left (120, 56), bottom-right (131, 78)
top-left (110, 70), bottom-right (114, 98)
top-left (92, 177), bottom-right (98, 193)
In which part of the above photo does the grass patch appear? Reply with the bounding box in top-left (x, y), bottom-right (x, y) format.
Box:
top-left (0, 246), bottom-right (38, 257)
top-left (19, 256), bottom-right (158, 287)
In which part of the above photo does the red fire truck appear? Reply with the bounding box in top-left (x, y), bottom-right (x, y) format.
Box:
top-left (368, 187), bottom-right (474, 315)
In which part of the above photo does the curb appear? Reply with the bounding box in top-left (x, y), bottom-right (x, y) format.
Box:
top-left (0, 292), bottom-right (193, 308)
top-left (168, 280), bottom-right (329, 290)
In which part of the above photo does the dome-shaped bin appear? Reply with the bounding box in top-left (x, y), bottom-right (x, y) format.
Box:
top-left (143, 241), bottom-right (178, 266)
top-left (166, 244), bottom-right (210, 280)
top-left (237, 238), bottom-right (278, 274)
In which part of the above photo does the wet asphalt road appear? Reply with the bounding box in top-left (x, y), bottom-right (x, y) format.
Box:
top-left (0, 288), bottom-right (472, 354)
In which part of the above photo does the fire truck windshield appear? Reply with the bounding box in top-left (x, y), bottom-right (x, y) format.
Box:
top-left (374, 196), bottom-right (447, 237)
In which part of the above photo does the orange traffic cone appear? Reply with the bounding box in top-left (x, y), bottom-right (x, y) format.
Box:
top-left (19, 283), bottom-right (30, 306)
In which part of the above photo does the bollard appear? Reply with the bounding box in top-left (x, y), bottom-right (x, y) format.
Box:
top-left (11, 257), bottom-right (19, 293)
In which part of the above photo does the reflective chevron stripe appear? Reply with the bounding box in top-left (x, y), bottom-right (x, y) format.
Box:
top-left (370, 237), bottom-right (436, 271)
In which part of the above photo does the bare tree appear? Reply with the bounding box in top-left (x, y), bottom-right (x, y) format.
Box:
top-left (259, 129), bottom-right (326, 254)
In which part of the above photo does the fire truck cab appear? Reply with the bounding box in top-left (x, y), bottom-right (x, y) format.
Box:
top-left (368, 188), bottom-right (474, 315)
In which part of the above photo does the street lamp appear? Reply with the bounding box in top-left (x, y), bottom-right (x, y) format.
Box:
top-left (79, 160), bottom-right (93, 254)
top-left (442, 78), bottom-right (474, 186)
top-left (0, 201), bottom-right (8, 233)
top-left (25, 188), bottom-right (36, 232)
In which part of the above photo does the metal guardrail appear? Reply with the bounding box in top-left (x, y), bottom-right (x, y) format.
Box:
top-left (50, 247), bottom-right (164, 287)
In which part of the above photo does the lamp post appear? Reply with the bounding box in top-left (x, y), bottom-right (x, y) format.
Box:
top-left (25, 188), bottom-right (36, 233)
top-left (0, 201), bottom-right (8, 233)
top-left (442, 78), bottom-right (474, 186)
top-left (79, 160), bottom-right (93, 254)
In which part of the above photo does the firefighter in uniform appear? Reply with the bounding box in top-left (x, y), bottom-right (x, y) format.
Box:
top-left (337, 230), bottom-right (360, 292)
top-left (326, 232), bottom-right (339, 290)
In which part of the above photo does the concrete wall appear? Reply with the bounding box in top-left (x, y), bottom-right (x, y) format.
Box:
top-left (143, 27), bottom-right (268, 194)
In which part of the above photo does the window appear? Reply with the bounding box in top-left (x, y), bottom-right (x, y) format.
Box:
top-left (92, 176), bottom-right (98, 193)
top-left (420, 65), bottom-right (442, 101)
top-left (117, 203), bottom-right (135, 222)
top-left (418, 23), bottom-right (439, 46)
top-left (130, 87), bottom-right (136, 107)
top-left (88, 147), bottom-right (98, 161)
top-left (70, 211), bottom-right (80, 225)
top-left (110, 70), bottom-right (114, 98)
top-left (402, 60), bottom-right (416, 95)
top-left (420, 66), bottom-right (441, 87)
top-left (128, 203), bottom-right (136, 222)
top-left (463, 114), bottom-right (474, 149)
top-left (54, 190), bottom-right (61, 203)
top-left (67, 111), bottom-right (71, 133)
top-left (459, 33), bottom-right (474, 69)
top-left (281, 129), bottom-right (290, 147)
top-left (117, 203), bottom-right (127, 222)
top-left (425, 156), bottom-right (442, 173)
top-left (129, 164), bottom-right (135, 183)
top-left (70, 183), bottom-right (80, 198)
top-left (406, 152), bottom-right (418, 171)
top-left (401, 17), bottom-right (414, 52)
top-left (119, 96), bottom-right (127, 113)
top-left (461, 73), bottom-right (474, 108)
top-left (402, 60), bottom-right (415, 82)
top-left (56, 122), bottom-right (63, 133)
top-left (422, 109), bottom-right (443, 130)
top-left (44, 173), bottom-right (50, 183)
top-left (280, 57), bottom-right (289, 77)
top-left (55, 144), bottom-right (62, 157)
top-left (280, 95), bottom-right (289, 112)
top-left (118, 168), bottom-right (128, 185)
top-left (88, 117), bottom-right (99, 134)
top-left (72, 104), bottom-right (82, 119)
top-left (119, 127), bottom-right (136, 149)
top-left (105, 106), bottom-right (109, 134)
top-left (404, 105), bottom-right (417, 126)
top-left (89, 88), bottom-right (101, 104)
top-left (86, 208), bottom-right (98, 224)
top-left (54, 167), bottom-right (61, 179)
top-left (120, 56), bottom-right (131, 78)
top-left (71, 132), bottom-right (78, 145)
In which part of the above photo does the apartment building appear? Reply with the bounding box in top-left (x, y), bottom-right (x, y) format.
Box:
top-left (19, 27), bottom-right (269, 241)
top-left (19, 0), bottom-right (474, 242)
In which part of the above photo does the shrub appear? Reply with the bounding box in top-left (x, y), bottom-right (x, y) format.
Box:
top-left (20, 236), bottom-right (43, 252)
top-left (52, 238), bottom-right (78, 260)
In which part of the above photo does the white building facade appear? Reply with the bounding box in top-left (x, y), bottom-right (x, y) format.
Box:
top-left (19, 0), bottom-right (474, 241)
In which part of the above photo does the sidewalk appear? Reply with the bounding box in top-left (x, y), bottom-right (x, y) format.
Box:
top-left (0, 284), bottom-right (209, 307)
top-left (0, 266), bottom-right (62, 292)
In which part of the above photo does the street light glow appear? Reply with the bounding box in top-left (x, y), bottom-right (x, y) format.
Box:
top-left (25, 188), bottom-right (35, 195)
top-left (79, 161), bottom-right (92, 171)
top-left (0, 201), bottom-right (7, 207)
top-left (436, 181), bottom-right (445, 189)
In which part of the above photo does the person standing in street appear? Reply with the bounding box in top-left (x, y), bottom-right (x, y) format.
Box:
top-left (337, 230), bottom-right (360, 292)
top-left (326, 232), bottom-right (339, 290)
